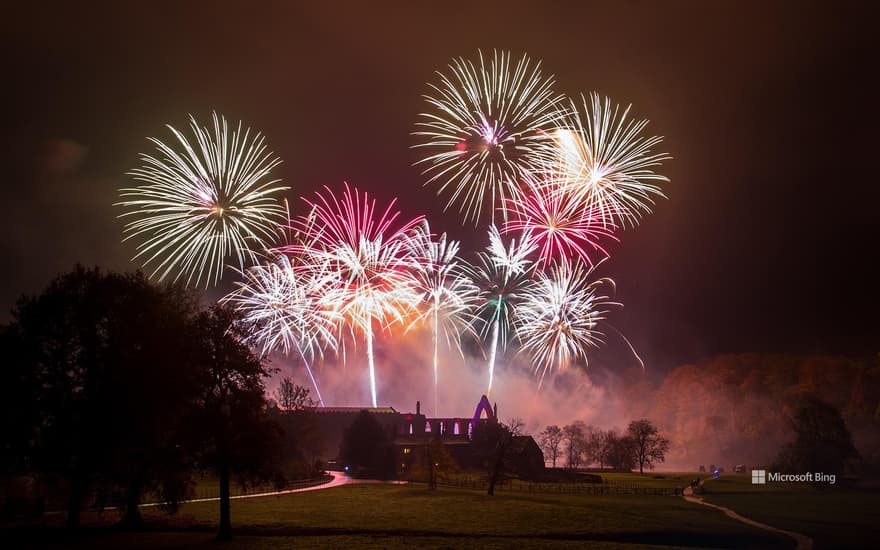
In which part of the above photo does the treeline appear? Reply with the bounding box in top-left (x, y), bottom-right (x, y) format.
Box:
top-left (539, 419), bottom-right (670, 474)
top-left (616, 353), bottom-right (880, 468)
top-left (0, 266), bottom-right (313, 538)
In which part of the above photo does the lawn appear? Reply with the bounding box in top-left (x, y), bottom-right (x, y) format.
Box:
top-left (4, 482), bottom-right (793, 549)
top-left (599, 471), bottom-right (703, 490)
top-left (437, 470), bottom-right (701, 489)
top-left (700, 474), bottom-right (880, 549)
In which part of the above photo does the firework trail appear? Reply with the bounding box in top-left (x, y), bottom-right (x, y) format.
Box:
top-left (406, 222), bottom-right (479, 415)
top-left (552, 93), bottom-right (670, 228)
top-left (283, 184), bottom-right (423, 408)
top-left (515, 261), bottom-right (617, 391)
top-left (223, 254), bottom-right (339, 406)
top-left (468, 225), bottom-right (537, 395)
top-left (503, 170), bottom-right (618, 268)
top-left (118, 112), bottom-right (288, 287)
top-left (414, 50), bottom-right (566, 225)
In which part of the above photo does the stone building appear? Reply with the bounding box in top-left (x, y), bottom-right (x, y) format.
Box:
top-left (300, 395), bottom-right (544, 479)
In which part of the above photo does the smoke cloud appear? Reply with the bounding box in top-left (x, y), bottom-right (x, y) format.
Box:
top-left (268, 333), bottom-right (880, 472)
top-left (269, 326), bottom-right (625, 434)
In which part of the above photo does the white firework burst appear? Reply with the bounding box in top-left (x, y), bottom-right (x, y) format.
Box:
top-left (553, 92), bottom-right (670, 228)
top-left (224, 254), bottom-right (338, 360)
top-left (468, 224), bottom-right (538, 395)
top-left (118, 112), bottom-right (288, 287)
top-left (223, 253), bottom-right (339, 407)
top-left (414, 50), bottom-right (566, 224)
top-left (516, 262), bottom-right (617, 389)
top-left (406, 222), bottom-right (480, 414)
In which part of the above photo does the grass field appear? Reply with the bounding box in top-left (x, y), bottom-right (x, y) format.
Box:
top-left (6, 472), bottom-right (876, 549)
top-left (700, 474), bottom-right (880, 549)
top-left (600, 472), bottom-right (702, 489)
top-left (4, 477), bottom-right (795, 549)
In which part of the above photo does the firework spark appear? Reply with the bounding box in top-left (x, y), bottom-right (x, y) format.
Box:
top-left (118, 113), bottom-right (288, 287)
top-left (504, 171), bottom-right (618, 268)
top-left (414, 50), bottom-right (566, 224)
top-left (553, 93), bottom-right (670, 228)
top-left (406, 222), bottom-right (479, 415)
top-left (283, 184), bottom-right (423, 407)
top-left (223, 254), bottom-right (339, 406)
top-left (516, 262), bottom-right (617, 390)
top-left (468, 225), bottom-right (537, 395)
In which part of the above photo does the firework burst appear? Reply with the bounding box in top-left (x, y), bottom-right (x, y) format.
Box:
top-left (222, 254), bottom-right (339, 406)
top-left (283, 183), bottom-right (423, 407)
top-left (503, 171), bottom-right (618, 268)
top-left (406, 222), bottom-right (479, 415)
top-left (414, 50), bottom-right (566, 224)
top-left (468, 225), bottom-right (537, 395)
top-left (553, 93), bottom-right (670, 228)
top-left (118, 112), bottom-right (288, 287)
top-left (516, 262), bottom-right (617, 390)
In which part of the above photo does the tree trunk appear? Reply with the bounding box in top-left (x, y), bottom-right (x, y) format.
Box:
top-left (217, 462), bottom-right (232, 540)
top-left (66, 474), bottom-right (85, 529)
top-left (428, 452), bottom-right (437, 491)
top-left (487, 452), bottom-right (504, 496)
top-left (122, 481), bottom-right (143, 527)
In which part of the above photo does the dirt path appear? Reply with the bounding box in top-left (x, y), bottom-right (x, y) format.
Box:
top-left (682, 483), bottom-right (813, 550)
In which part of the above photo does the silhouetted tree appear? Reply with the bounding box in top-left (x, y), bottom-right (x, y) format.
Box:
top-left (774, 394), bottom-right (858, 475)
top-left (105, 279), bottom-right (201, 527)
top-left (601, 430), bottom-right (637, 471)
top-left (418, 438), bottom-right (458, 490)
top-left (589, 429), bottom-right (611, 469)
top-left (582, 425), bottom-right (604, 468)
top-left (473, 418), bottom-right (524, 496)
top-left (627, 419), bottom-right (670, 474)
top-left (0, 323), bottom-right (39, 478)
top-left (1, 266), bottom-right (201, 527)
top-left (275, 378), bottom-right (314, 411)
top-left (272, 406), bottom-right (326, 479)
top-left (340, 411), bottom-right (392, 478)
top-left (539, 425), bottom-right (564, 468)
top-left (562, 422), bottom-right (587, 469)
top-left (188, 305), bottom-right (282, 540)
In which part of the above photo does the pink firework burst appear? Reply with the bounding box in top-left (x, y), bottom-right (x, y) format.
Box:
top-left (503, 173), bottom-right (618, 268)
top-left (280, 183), bottom-right (424, 407)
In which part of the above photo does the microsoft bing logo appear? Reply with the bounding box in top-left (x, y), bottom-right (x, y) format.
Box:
top-left (751, 469), bottom-right (766, 484)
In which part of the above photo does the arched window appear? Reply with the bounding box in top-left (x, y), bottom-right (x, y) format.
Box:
top-left (453, 420), bottom-right (461, 435)
top-left (472, 395), bottom-right (494, 422)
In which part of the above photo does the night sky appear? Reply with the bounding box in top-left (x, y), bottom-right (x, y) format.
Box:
top-left (2, 1), bottom-right (877, 374)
